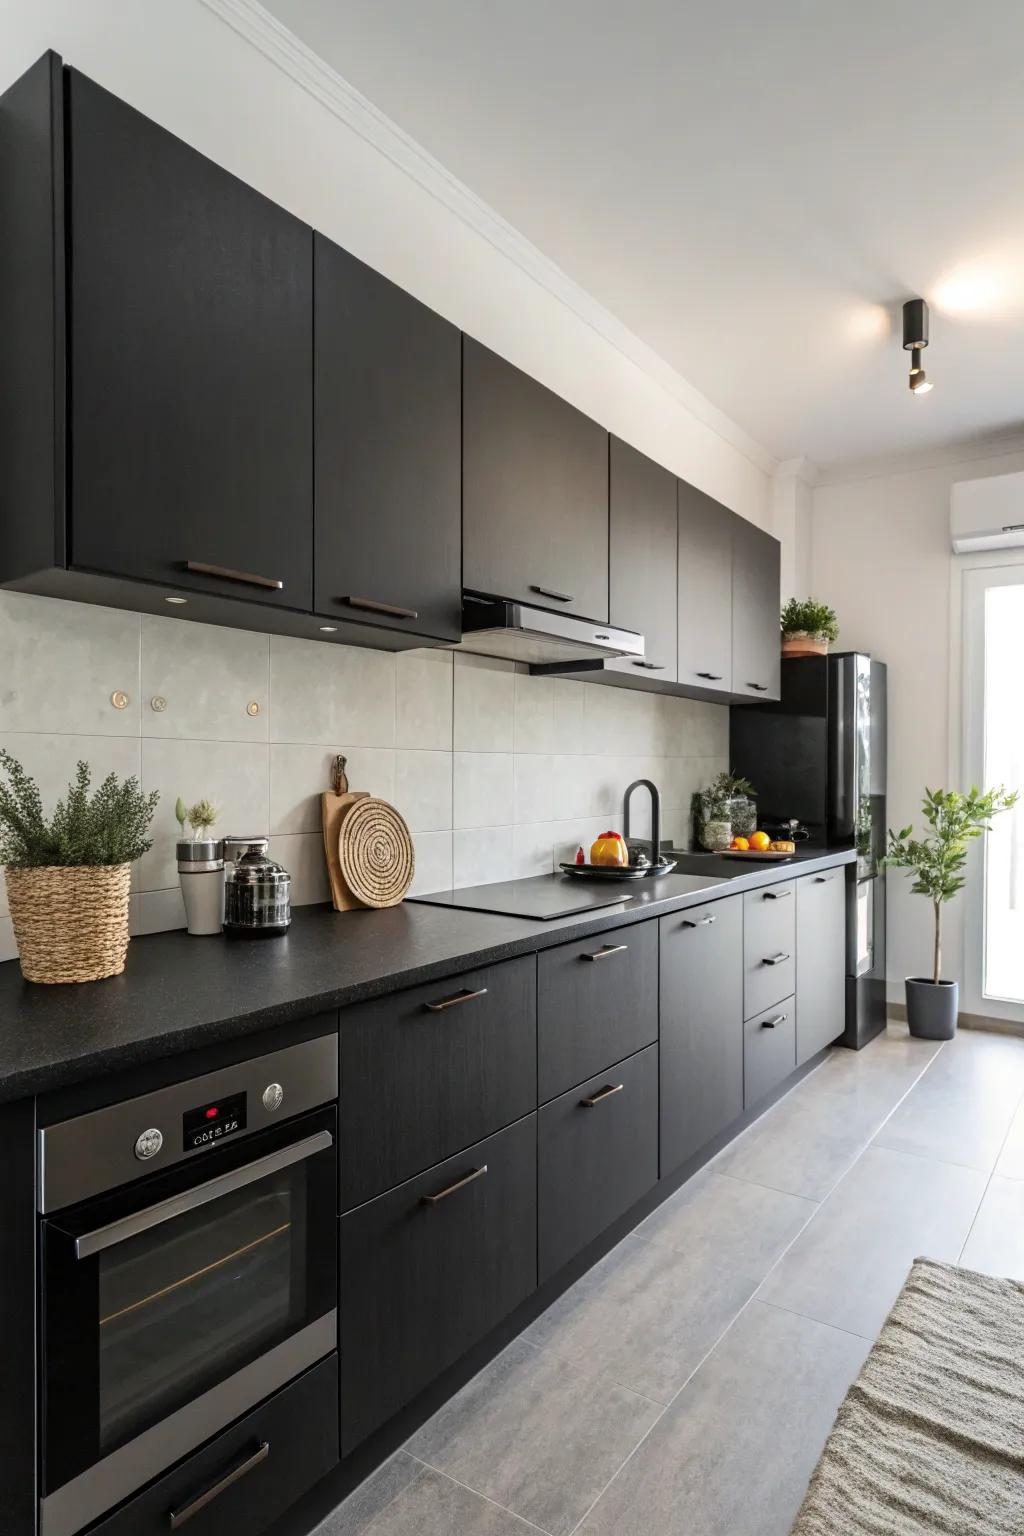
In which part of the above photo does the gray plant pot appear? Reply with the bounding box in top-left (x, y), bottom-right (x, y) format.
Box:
top-left (905, 976), bottom-right (958, 1040)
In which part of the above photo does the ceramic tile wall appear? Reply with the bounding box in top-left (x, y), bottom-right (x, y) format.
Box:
top-left (0, 591), bottom-right (728, 959)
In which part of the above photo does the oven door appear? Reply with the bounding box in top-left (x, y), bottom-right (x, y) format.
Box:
top-left (40, 1105), bottom-right (336, 1536)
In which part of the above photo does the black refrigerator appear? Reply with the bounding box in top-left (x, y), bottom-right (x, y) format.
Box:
top-left (730, 653), bottom-right (887, 1049)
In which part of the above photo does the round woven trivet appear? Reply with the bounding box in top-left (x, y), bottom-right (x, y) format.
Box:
top-left (5, 863), bottom-right (132, 984)
top-left (337, 797), bottom-right (415, 908)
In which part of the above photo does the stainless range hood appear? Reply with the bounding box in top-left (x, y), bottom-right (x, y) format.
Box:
top-left (454, 593), bottom-right (645, 668)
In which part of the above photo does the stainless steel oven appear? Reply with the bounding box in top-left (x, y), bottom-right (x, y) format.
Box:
top-left (38, 1034), bottom-right (338, 1536)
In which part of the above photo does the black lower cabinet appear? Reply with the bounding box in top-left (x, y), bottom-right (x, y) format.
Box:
top-left (340, 1115), bottom-right (537, 1452)
top-left (538, 1045), bottom-right (658, 1284)
top-left (659, 897), bottom-right (743, 1173)
top-left (744, 998), bottom-right (797, 1110)
top-left (88, 1357), bottom-right (338, 1536)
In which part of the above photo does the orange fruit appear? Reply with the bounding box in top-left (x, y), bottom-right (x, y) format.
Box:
top-left (731, 837), bottom-right (749, 850)
top-left (749, 831), bottom-right (771, 851)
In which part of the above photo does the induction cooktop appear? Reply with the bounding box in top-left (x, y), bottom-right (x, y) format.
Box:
top-left (407, 870), bottom-right (726, 921)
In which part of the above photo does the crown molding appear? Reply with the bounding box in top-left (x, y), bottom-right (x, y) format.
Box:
top-left (199, 0), bottom-right (778, 477)
top-left (816, 427), bottom-right (1024, 488)
top-left (774, 456), bottom-right (818, 485)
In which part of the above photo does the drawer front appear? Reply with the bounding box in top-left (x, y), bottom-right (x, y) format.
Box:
top-left (538, 920), bottom-right (658, 1102)
top-left (538, 1044), bottom-right (658, 1283)
top-left (340, 1115), bottom-right (537, 1452)
top-left (796, 869), bottom-right (847, 1065)
top-left (744, 997), bottom-right (796, 1109)
top-left (88, 1356), bottom-right (338, 1536)
top-left (340, 955), bottom-right (536, 1209)
top-left (743, 882), bottom-right (796, 1019)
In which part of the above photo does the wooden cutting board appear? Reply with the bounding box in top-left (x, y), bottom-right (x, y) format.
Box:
top-left (321, 755), bottom-right (370, 911)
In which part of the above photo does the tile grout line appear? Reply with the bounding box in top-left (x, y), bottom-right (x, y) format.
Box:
top-left (403, 1453), bottom-right (555, 1535)
top-left (955, 1078), bottom-right (1024, 1265)
top-left (754, 1294), bottom-right (876, 1343)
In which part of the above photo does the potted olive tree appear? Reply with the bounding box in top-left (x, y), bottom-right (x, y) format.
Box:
top-left (780, 597), bottom-right (839, 657)
top-left (884, 785), bottom-right (1017, 1039)
top-left (0, 750), bottom-right (158, 984)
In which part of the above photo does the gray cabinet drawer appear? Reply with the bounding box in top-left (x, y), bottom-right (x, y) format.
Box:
top-left (538, 920), bottom-right (658, 1102)
top-left (340, 955), bottom-right (537, 1209)
top-left (796, 869), bottom-right (847, 1064)
top-left (744, 997), bottom-right (796, 1109)
top-left (743, 881), bottom-right (796, 1019)
top-left (538, 1044), bottom-right (658, 1283)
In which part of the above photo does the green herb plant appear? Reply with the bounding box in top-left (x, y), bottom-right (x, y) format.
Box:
top-left (780, 597), bottom-right (839, 643)
top-left (0, 750), bottom-right (159, 868)
top-left (883, 785), bottom-right (1018, 984)
top-left (185, 799), bottom-right (218, 841)
top-left (700, 770), bottom-right (756, 819)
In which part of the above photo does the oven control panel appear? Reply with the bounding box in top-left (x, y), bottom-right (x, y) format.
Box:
top-left (183, 1090), bottom-right (247, 1151)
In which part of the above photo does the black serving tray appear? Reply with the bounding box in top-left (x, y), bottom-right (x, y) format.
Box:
top-left (559, 859), bottom-right (677, 880)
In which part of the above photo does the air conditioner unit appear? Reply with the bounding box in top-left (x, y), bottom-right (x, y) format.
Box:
top-left (951, 470), bottom-right (1024, 552)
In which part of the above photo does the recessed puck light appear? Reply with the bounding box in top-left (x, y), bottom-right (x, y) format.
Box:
top-left (319, 625), bottom-right (338, 633)
top-left (164, 595), bottom-right (188, 605)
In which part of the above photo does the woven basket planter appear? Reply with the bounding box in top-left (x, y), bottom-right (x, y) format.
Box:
top-left (5, 864), bottom-right (132, 984)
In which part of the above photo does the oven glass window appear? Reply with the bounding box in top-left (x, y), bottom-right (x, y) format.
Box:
top-left (97, 1164), bottom-right (306, 1450)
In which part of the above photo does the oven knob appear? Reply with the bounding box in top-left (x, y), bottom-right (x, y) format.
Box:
top-left (262, 1083), bottom-right (284, 1113)
top-left (134, 1127), bottom-right (164, 1162)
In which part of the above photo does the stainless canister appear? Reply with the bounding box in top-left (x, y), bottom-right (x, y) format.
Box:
top-left (176, 839), bottom-right (225, 936)
top-left (223, 842), bottom-right (291, 936)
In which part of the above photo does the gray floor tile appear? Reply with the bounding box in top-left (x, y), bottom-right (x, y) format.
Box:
top-left (525, 1174), bottom-right (814, 1402)
top-left (407, 1338), bottom-right (660, 1536)
top-left (959, 1174), bottom-right (1024, 1280)
top-left (352, 1465), bottom-right (541, 1535)
top-left (757, 1144), bottom-right (987, 1337)
top-left (995, 1093), bottom-right (1024, 1179)
top-left (873, 1031), bottom-right (1024, 1171)
top-left (313, 1453), bottom-right (423, 1536)
top-left (577, 1301), bottom-right (870, 1536)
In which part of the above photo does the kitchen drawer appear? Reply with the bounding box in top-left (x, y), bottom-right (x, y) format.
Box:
top-left (339, 955), bottom-right (536, 1209)
top-left (87, 1356), bottom-right (338, 1536)
top-left (538, 920), bottom-right (658, 1102)
top-left (340, 1114), bottom-right (537, 1452)
top-left (796, 869), bottom-right (847, 1065)
top-left (538, 1044), bottom-right (658, 1283)
top-left (743, 881), bottom-right (796, 1019)
top-left (744, 997), bottom-right (796, 1109)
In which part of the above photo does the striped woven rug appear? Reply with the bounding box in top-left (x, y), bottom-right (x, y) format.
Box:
top-left (792, 1258), bottom-right (1024, 1535)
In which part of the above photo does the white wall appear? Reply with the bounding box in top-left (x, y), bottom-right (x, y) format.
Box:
top-left (808, 442), bottom-right (1024, 1002)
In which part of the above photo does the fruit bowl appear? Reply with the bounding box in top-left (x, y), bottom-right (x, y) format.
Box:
top-left (559, 859), bottom-right (677, 880)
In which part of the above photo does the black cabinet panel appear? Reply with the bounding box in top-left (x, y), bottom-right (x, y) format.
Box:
top-left (796, 870), bottom-right (846, 1064)
top-left (314, 237), bottom-right (461, 641)
top-left (677, 479), bottom-right (733, 695)
top-left (463, 337), bottom-right (609, 621)
top-left (339, 956), bottom-right (537, 1210)
top-left (538, 1044), bottom-right (658, 1283)
top-left (537, 920), bottom-right (658, 1102)
top-left (340, 1115), bottom-right (537, 1452)
top-left (606, 437), bottom-right (677, 682)
top-left (67, 71), bottom-right (313, 610)
top-left (732, 517), bottom-right (781, 700)
top-left (659, 897), bottom-right (743, 1173)
top-left (744, 996), bottom-right (797, 1109)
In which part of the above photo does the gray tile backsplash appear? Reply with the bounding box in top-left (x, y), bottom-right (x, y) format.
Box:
top-left (0, 590), bottom-right (728, 957)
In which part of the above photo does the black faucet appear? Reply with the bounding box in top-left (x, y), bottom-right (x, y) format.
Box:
top-left (622, 779), bottom-right (664, 868)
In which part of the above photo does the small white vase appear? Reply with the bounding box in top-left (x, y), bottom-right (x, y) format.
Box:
top-left (177, 840), bottom-right (225, 935)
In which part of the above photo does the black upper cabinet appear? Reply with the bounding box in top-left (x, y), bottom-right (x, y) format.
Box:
top-left (677, 479), bottom-right (733, 695)
top-left (732, 517), bottom-right (782, 700)
top-left (463, 337), bottom-right (609, 622)
top-left (606, 438), bottom-right (677, 682)
top-left (67, 71), bottom-right (314, 610)
top-left (314, 237), bottom-right (461, 641)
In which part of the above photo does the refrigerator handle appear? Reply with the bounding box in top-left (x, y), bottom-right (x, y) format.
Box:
top-left (830, 658), bottom-right (852, 840)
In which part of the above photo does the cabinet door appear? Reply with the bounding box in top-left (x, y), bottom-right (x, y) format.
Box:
top-left (744, 996), bottom-right (797, 1109)
top-left (796, 870), bottom-right (846, 1063)
top-left (463, 337), bottom-right (609, 621)
top-left (659, 897), bottom-right (743, 1173)
top-left (606, 438), bottom-right (677, 681)
top-left (340, 1115), bottom-right (536, 1452)
top-left (743, 881), bottom-right (796, 1019)
top-left (67, 71), bottom-right (313, 610)
top-left (732, 517), bottom-right (781, 700)
top-left (314, 237), bottom-right (461, 641)
top-left (677, 479), bottom-right (733, 694)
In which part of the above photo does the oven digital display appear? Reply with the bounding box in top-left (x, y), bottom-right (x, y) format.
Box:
top-left (183, 1091), bottom-right (247, 1151)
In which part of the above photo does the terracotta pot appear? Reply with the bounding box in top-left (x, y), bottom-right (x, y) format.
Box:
top-left (782, 631), bottom-right (829, 657)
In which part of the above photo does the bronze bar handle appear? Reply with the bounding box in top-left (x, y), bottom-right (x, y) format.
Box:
top-left (762, 952), bottom-right (790, 966)
top-left (632, 661), bottom-right (666, 671)
top-left (683, 914), bottom-right (716, 928)
top-left (696, 671), bottom-right (724, 681)
top-left (169, 1442), bottom-right (270, 1528)
top-left (580, 1082), bottom-right (624, 1108)
top-left (342, 595), bottom-right (419, 620)
top-left (424, 986), bottom-right (488, 1013)
top-left (186, 561), bottom-right (283, 591)
top-left (420, 1165), bottom-right (488, 1205)
top-left (530, 584), bottom-right (573, 603)
top-left (580, 943), bottom-right (629, 962)
top-left (764, 889), bottom-right (792, 900)
top-left (761, 1013), bottom-right (788, 1030)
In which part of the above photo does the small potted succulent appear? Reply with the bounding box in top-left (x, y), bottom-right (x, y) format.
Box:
top-left (0, 750), bottom-right (158, 984)
top-left (883, 785), bottom-right (1017, 1039)
top-left (780, 597), bottom-right (839, 658)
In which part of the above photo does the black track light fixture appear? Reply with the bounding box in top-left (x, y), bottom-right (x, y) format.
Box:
top-left (902, 298), bottom-right (933, 393)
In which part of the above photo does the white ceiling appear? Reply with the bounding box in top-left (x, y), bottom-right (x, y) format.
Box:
top-left (265, 0), bottom-right (1024, 469)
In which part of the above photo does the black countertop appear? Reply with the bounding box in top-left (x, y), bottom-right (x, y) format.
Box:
top-left (0, 848), bottom-right (856, 1103)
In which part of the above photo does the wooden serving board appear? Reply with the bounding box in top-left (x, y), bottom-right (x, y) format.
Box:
top-left (322, 789), bottom-right (371, 911)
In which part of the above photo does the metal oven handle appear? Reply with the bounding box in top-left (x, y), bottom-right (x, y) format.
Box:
top-left (72, 1130), bottom-right (334, 1260)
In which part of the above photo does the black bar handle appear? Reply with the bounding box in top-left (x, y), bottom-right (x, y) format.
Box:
top-left (169, 1442), bottom-right (270, 1528)
top-left (530, 585), bottom-right (573, 603)
top-left (696, 671), bottom-right (724, 681)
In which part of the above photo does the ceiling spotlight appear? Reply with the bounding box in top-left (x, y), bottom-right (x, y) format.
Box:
top-left (903, 298), bottom-right (933, 394)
